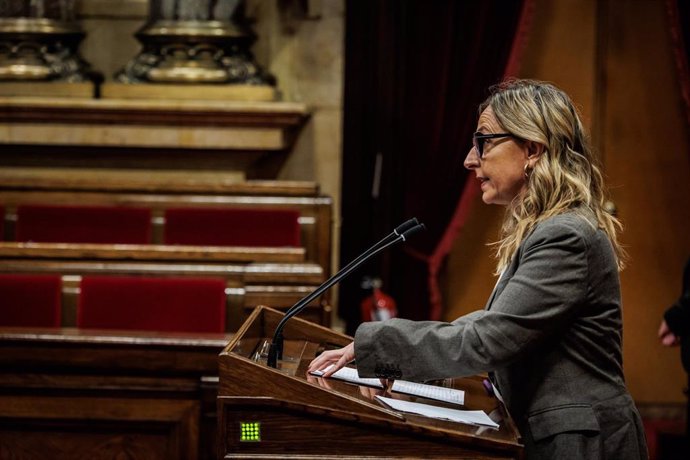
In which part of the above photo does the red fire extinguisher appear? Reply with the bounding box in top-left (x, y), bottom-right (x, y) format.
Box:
top-left (360, 277), bottom-right (397, 322)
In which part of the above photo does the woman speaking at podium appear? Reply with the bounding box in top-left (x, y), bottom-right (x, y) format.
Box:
top-left (309, 79), bottom-right (648, 459)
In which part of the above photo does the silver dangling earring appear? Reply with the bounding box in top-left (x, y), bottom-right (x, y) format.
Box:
top-left (524, 163), bottom-right (532, 179)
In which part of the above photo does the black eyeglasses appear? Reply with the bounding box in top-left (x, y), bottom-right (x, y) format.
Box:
top-left (472, 132), bottom-right (514, 158)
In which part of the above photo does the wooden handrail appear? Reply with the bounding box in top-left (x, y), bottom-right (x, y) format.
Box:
top-left (0, 242), bottom-right (305, 263)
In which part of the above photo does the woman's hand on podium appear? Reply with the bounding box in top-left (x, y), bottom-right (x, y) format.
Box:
top-left (307, 342), bottom-right (355, 377)
top-left (306, 373), bottom-right (335, 390)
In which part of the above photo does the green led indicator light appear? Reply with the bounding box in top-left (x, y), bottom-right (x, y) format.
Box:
top-left (240, 421), bottom-right (261, 442)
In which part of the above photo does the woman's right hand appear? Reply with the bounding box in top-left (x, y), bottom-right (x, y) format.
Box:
top-left (307, 342), bottom-right (355, 378)
top-left (658, 319), bottom-right (680, 346)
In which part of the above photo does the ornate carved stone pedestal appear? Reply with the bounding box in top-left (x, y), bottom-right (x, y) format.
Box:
top-left (115, 0), bottom-right (275, 99)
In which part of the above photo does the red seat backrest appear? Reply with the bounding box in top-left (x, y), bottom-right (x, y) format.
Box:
top-left (0, 274), bottom-right (62, 327)
top-left (16, 205), bottom-right (152, 244)
top-left (77, 276), bottom-right (226, 333)
top-left (164, 207), bottom-right (301, 247)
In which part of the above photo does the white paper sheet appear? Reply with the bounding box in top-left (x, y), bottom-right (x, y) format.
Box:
top-left (391, 380), bottom-right (464, 405)
top-left (375, 396), bottom-right (499, 428)
top-left (310, 365), bottom-right (384, 388)
top-left (310, 365), bottom-right (465, 405)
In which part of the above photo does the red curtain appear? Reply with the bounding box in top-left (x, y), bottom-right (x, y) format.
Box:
top-left (339, 0), bottom-right (534, 332)
top-left (667, 0), bottom-right (690, 130)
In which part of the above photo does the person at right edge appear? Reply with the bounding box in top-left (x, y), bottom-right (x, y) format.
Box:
top-left (659, 257), bottom-right (690, 443)
top-left (309, 79), bottom-right (648, 459)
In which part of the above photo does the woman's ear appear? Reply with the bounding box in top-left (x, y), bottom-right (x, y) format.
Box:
top-left (526, 140), bottom-right (544, 160)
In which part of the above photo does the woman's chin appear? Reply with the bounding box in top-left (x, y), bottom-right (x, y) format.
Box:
top-left (481, 193), bottom-right (508, 206)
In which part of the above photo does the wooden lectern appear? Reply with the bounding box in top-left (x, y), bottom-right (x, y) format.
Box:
top-left (218, 306), bottom-right (524, 459)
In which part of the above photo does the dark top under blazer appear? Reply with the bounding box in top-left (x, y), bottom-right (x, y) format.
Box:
top-left (355, 212), bottom-right (648, 459)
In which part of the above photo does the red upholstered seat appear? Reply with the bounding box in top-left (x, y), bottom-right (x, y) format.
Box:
top-left (77, 276), bottom-right (226, 333)
top-left (16, 205), bottom-right (151, 244)
top-left (164, 207), bottom-right (301, 247)
top-left (0, 274), bottom-right (62, 327)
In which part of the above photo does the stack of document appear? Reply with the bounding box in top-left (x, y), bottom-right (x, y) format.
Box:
top-left (312, 366), bottom-right (465, 405)
top-left (310, 365), bottom-right (499, 427)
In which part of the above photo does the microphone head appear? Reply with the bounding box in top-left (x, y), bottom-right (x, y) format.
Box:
top-left (395, 218), bottom-right (420, 235)
top-left (401, 223), bottom-right (426, 240)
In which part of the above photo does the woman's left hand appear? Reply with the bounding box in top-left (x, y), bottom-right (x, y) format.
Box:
top-left (307, 342), bottom-right (355, 377)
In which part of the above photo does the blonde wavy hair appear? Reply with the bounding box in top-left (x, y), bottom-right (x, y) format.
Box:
top-left (480, 79), bottom-right (625, 273)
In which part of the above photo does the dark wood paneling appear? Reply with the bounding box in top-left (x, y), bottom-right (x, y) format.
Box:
top-left (0, 328), bottom-right (231, 460)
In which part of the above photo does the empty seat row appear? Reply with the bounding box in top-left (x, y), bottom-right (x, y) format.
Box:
top-left (0, 185), bottom-right (333, 276)
top-left (1, 205), bottom-right (301, 247)
top-left (1, 273), bottom-right (227, 333)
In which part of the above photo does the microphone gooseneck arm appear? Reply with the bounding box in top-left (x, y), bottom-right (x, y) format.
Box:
top-left (266, 219), bottom-right (425, 368)
top-left (276, 217), bottom-right (419, 323)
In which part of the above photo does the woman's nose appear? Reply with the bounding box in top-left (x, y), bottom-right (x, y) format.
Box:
top-left (464, 147), bottom-right (479, 170)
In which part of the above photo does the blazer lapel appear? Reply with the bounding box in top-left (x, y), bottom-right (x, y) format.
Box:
top-left (484, 255), bottom-right (520, 311)
top-left (484, 275), bottom-right (508, 310)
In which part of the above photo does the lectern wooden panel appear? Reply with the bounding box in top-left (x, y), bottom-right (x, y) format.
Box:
top-left (218, 306), bottom-right (523, 459)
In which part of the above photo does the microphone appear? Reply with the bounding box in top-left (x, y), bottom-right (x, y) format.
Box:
top-left (278, 217), bottom-right (420, 326)
top-left (279, 217), bottom-right (419, 322)
top-left (266, 218), bottom-right (426, 368)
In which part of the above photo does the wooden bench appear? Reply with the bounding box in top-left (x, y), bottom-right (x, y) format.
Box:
top-left (0, 257), bottom-right (328, 331)
top-left (0, 168), bottom-right (333, 275)
top-left (0, 242), bottom-right (306, 263)
top-left (0, 327), bottom-right (231, 460)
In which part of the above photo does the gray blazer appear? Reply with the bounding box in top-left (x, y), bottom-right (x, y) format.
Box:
top-left (355, 212), bottom-right (648, 459)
